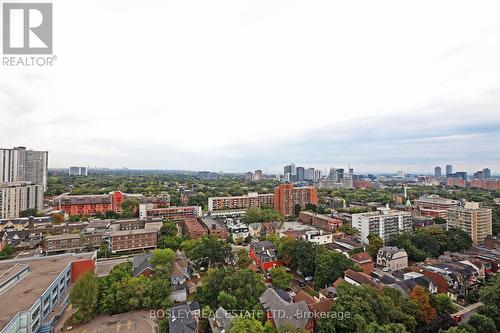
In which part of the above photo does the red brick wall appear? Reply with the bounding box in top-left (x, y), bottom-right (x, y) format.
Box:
top-left (71, 259), bottom-right (96, 282)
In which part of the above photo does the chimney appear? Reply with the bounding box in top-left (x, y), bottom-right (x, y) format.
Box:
top-left (212, 224), bottom-right (216, 230)
top-left (28, 216), bottom-right (35, 229)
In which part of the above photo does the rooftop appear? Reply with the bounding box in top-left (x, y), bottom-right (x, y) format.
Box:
top-left (0, 253), bottom-right (95, 331)
top-left (415, 195), bottom-right (460, 205)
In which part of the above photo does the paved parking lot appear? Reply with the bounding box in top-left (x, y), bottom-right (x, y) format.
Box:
top-left (58, 311), bottom-right (158, 333)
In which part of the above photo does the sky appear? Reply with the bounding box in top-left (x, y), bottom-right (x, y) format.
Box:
top-left (1, 0), bottom-right (500, 173)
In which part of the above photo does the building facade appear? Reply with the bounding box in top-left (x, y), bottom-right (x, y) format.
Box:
top-left (139, 204), bottom-right (202, 221)
top-left (352, 205), bottom-right (413, 244)
top-left (0, 182), bottom-right (44, 219)
top-left (68, 167), bottom-right (88, 176)
top-left (208, 192), bottom-right (274, 216)
top-left (376, 246), bottom-right (408, 271)
top-left (447, 202), bottom-right (492, 246)
top-left (273, 184), bottom-right (318, 216)
top-left (199, 217), bottom-right (227, 239)
top-left (53, 191), bottom-right (170, 216)
top-left (180, 219), bottom-right (208, 239)
top-left (298, 211), bottom-right (342, 232)
top-left (0, 253), bottom-right (95, 333)
top-left (0, 147), bottom-right (48, 192)
top-left (414, 194), bottom-right (461, 219)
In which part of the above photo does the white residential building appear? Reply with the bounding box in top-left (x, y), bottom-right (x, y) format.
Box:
top-left (352, 205), bottom-right (412, 244)
top-left (377, 246), bottom-right (408, 271)
top-left (0, 182), bottom-right (44, 219)
top-left (0, 147), bottom-right (48, 191)
top-left (301, 230), bottom-right (333, 245)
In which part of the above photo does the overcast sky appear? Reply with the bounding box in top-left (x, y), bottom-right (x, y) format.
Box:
top-left (1, 0), bottom-right (500, 173)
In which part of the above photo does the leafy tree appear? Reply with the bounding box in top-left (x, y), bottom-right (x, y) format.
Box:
top-left (433, 217), bottom-right (446, 225)
top-left (275, 236), bottom-right (296, 266)
top-left (365, 322), bottom-right (408, 333)
top-left (367, 234), bottom-right (384, 258)
top-left (182, 236), bottom-right (231, 269)
top-left (157, 235), bottom-right (184, 251)
top-left (0, 245), bottom-right (15, 260)
top-left (19, 208), bottom-right (40, 217)
top-left (121, 198), bottom-right (140, 216)
top-left (69, 271), bottom-right (100, 324)
top-left (467, 313), bottom-right (497, 333)
top-left (289, 240), bottom-right (316, 277)
top-left (121, 208), bottom-right (133, 218)
top-left (69, 215), bottom-right (81, 222)
top-left (236, 248), bottom-right (252, 269)
top-left (51, 213), bottom-right (65, 224)
top-left (410, 233), bottom-right (440, 258)
top-left (339, 224), bottom-right (359, 236)
top-left (229, 316), bottom-right (266, 333)
top-left (277, 323), bottom-right (307, 333)
top-left (478, 276), bottom-right (500, 328)
top-left (150, 248), bottom-right (176, 277)
top-left (408, 285), bottom-right (436, 324)
top-left (294, 203), bottom-right (301, 216)
top-left (493, 206), bottom-right (500, 235)
top-left (433, 293), bottom-right (457, 313)
top-left (197, 268), bottom-right (265, 312)
top-left (269, 266), bottom-right (293, 289)
top-left (441, 326), bottom-right (477, 333)
top-left (443, 228), bottom-right (472, 252)
top-left (105, 210), bottom-right (120, 219)
top-left (243, 207), bottom-right (284, 224)
top-left (217, 290), bottom-right (238, 309)
top-left (305, 203), bottom-right (317, 212)
top-left (314, 247), bottom-right (356, 288)
top-left (97, 243), bottom-right (112, 259)
top-left (160, 220), bottom-right (178, 237)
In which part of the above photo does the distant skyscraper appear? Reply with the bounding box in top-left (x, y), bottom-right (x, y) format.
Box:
top-left (483, 168), bottom-right (491, 179)
top-left (245, 171), bottom-right (254, 181)
top-left (434, 166), bottom-right (442, 178)
top-left (305, 168), bottom-right (315, 181)
top-left (254, 170), bottom-right (263, 181)
top-left (69, 166), bottom-right (88, 176)
top-left (296, 167), bottom-right (305, 181)
top-left (446, 164), bottom-right (453, 176)
top-left (329, 168), bottom-right (338, 182)
top-left (314, 169), bottom-right (321, 182)
top-left (0, 146), bottom-right (48, 191)
top-left (397, 170), bottom-right (404, 178)
top-left (284, 164), bottom-right (292, 176)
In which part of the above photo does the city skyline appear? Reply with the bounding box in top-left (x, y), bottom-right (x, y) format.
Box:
top-left (2, 0), bottom-right (500, 172)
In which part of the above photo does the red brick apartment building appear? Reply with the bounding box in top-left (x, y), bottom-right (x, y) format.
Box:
top-left (470, 179), bottom-right (500, 190)
top-left (53, 191), bottom-right (170, 216)
top-left (107, 225), bottom-right (162, 253)
top-left (199, 216), bottom-right (228, 239)
top-left (446, 179), bottom-right (466, 187)
top-left (298, 211), bottom-right (342, 232)
top-left (208, 192), bottom-right (274, 216)
top-left (181, 219), bottom-right (208, 239)
top-left (139, 204), bottom-right (202, 221)
top-left (273, 184), bottom-right (318, 216)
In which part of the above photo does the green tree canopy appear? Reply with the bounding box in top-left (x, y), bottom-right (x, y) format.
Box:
top-left (269, 266), bottom-right (293, 290)
top-left (69, 271), bottom-right (100, 324)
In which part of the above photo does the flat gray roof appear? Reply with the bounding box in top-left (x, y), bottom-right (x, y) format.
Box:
top-left (0, 253), bottom-right (95, 331)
